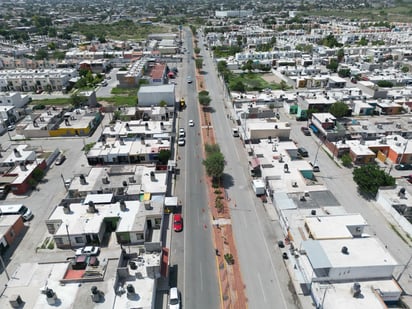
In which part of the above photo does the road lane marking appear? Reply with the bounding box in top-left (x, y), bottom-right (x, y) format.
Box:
top-left (258, 272), bottom-right (267, 303)
top-left (200, 262), bottom-right (204, 291)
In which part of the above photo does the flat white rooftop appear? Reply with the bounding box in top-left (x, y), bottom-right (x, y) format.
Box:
top-left (303, 238), bottom-right (398, 269)
top-left (305, 214), bottom-right (368, 240)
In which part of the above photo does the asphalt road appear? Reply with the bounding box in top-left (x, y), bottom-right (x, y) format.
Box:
top-left (170, 28), bottom-right (220, 309)
top-left (198, 31), bottom-right (299, 309)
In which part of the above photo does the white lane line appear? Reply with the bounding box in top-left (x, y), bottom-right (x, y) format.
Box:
top-left (258, 272), bottom-right (267, 303)
top-left (200, 262), bottom-right (204, 291)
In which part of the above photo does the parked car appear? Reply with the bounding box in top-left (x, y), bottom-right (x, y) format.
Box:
top-left (169, 287), bottom-right (181, 309)
top-left (173, 214), bottom-right (183, 232)
top-left (55, 154), bottom-right (66, 165)
top-left (179, 128), bottom-right (185, 138)
top-left (297, 147), bottom-right (309, 157)
top-left (300, 126), bottom-right (311, 136)
top-left (101, 81), bottom-right (108, 87)
top-left (282, 252), bottom-right (288, 260)
top-left (278, 240), bottom-right (285, 248)
top-left (75, 246), bottom-right (100, 256)
top-left (178, 138), bottom-right (185, 146)
top-left (7, 124), bottom-right (15, 131)
top-left (395, 164), bottom-right (412, 171)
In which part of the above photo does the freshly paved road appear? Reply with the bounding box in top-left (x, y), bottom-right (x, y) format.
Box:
top-left (197, 31), bottom-right (300, 309)
top-left (170, 28), bottom-right (220, 309)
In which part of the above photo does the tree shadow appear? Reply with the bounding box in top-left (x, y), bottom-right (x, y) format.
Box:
top-left (221, 172), bottom-right (235, 190)
top-left (357, 188), bottom-right (376, 201)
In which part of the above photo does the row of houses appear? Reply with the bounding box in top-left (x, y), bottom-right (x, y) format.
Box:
top-left (246, 134), bottom-right (406, 308)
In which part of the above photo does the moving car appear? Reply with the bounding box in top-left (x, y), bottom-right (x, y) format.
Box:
top-left (189, 120), bottom-right (194, 127)
top-left (300, 126), bottom-right (311, 136)
top-left (178, 138), bottom-right (185, 146)
top-left (55, 154), bottom-right (66, 165)
top-left (169, 287), bottom-right (181, 309)
top-left (101, 81), bottom-right (108, 87)
top-left (395, 164), bottom-right (412, 171)
top-left (187, 76), bottom-right (192, 84)
top-left (75, 246), bottom-right (100, 256)
top-left (278, 240), bottom-right (285, 248)
top-left (173, 214), bottom-right (183, 232)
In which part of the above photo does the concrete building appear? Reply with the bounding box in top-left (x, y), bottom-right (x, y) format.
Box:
top-left (137, 84), bottom-right (176, 107)
top-left (0, 91), bottom-right (31, 108)
top-left (0, 215), bottom-right (25, 253)
top-left (46, 196), bottom-right (163, 249)
top-left (302, 238), bottom-right (398, 282)
top-left (65, 165), bottom-right (167, 198)
top-left (0, 68), bottom-right (77, 92)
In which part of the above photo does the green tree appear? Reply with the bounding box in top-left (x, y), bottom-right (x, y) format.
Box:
top-left (358, 37), bottom-right (368, 46)
top-left (376, 80), bottom-right (393, 88)
top-left (232, 80), bottom-right (245, 92)
top-left (242, 60), bottom-right (254, 72)
top-left (353, 164), bottom-right (395, 198)
top-left (35, 48), bottom-right (48, 60)
top-left (203, 147), bottom-right (225, 180)
top-left (199, 91), bottom-right (211, 110)
top-left (159, 100), bottom-right (167, 107)
top-left (329, 101), bottom-right (349, 118)
top-left (195, 58), bottom-right (203, 70)
top-left (326, 59), bottom-right (339, 73)
top-left (158, 149), bottom-right (171, 165)
top-left (337, 48), bottom-right (345, 62)
top-left (401, 66), bottom-right (409, 73)
top-left (341, 153), bottom-right (352, 167)
top-left (194, 47), bottom-right (201, 55)
top-left (70, 93), bottom-right (87, 108)
top-left (338, 68), bottom-right (351, 78)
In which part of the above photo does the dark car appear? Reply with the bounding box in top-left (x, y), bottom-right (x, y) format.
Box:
top-left (55, 154), bottom-right (66, 165)
top-left (282, 252), bottom-right (288, 260)
top-left (278, 241), bottom-right (285, 248)
top-left (395, 164), bottom-right (412, 171)
top-left (300, 126), bottom-right (311, 136)
top-left (297, 147), bottom-right (309, 157)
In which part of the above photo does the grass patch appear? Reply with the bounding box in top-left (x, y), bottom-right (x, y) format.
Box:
top-left (228, 72), bottom-right (285, 92)
top-left (110, 87), bottom-right (139, 96)
top-left (31, 97), bottom-right (71, 105)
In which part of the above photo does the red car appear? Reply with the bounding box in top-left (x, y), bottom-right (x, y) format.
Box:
top-left (173, 214), bottom-right (183, 232)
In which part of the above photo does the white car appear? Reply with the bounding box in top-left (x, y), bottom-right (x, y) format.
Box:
top-left (75, 246), bottom-right (100, 256)
top-left (187, 76), bottom-right (192, 84)
top-left (7, 124), bottom-right (15, 131)
top-left (189, 120), bottom-right (194, 127)
top-left (178, 138), bottom-right (185, 146)
top-left (168, 287), bottom-right (180, 309)
top-left (179, 128), bottom-right (185, 138)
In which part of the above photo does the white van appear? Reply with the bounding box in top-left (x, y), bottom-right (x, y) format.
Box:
top-left (232, 128), bottom-right (239, 137)
top-left (0, 204), bottom-right (33, 221)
